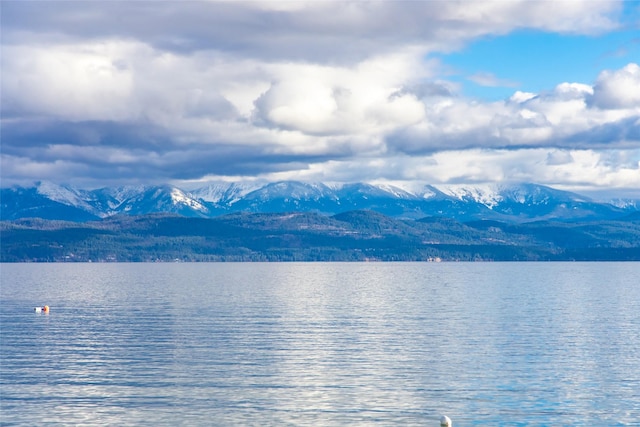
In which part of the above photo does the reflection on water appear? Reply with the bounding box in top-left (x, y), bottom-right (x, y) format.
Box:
top-left (1, 262), bottom-right (639, 425)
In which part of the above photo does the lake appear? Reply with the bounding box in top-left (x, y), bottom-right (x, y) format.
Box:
top-left (1, 262), bottom-right (639, 426)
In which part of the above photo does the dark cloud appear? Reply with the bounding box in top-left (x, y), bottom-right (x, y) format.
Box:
top-left (545, 150), bottom-right (574, 166)
top-left (385, 126), bottom-right (510, 156)
top-left (1, 119), bottom-right (173, 151)
top-left (184, 93), bottom-right (238, 120)
top-left (563, 116), bottom-right (640, 146)
top-left (0, 118), bottom-right (348, 185)
top-left (393, 81), bottom-right (458, 99)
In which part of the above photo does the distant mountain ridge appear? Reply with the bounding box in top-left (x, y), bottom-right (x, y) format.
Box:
top-left (2, 181), bottom-right (638, 223)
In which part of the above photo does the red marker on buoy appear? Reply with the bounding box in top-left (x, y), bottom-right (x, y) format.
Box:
top-left (43, 305), bottom-right (49, 313)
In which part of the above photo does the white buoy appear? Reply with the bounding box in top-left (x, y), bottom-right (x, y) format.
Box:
top-left (440, 415), bottom-right (452, 427)
top-left (34, 307), bottom-right (42, 313)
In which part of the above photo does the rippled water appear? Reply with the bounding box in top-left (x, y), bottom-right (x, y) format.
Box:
top-left (1, 262), bottom-right (639, 426)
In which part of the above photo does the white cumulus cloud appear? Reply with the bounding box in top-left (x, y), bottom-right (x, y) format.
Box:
top-left (592, 63), bottom-right (640, 109)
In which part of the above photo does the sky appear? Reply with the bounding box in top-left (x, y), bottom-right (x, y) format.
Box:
top-left (1, 1), bottom-right (640, 197)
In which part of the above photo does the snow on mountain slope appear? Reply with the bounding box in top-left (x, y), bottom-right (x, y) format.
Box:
top-left (498, 183), bottom-right (590, 204)
top-left (3, 181), bottom-right (638, 222)
top-left (436, 183), bottom-right (590, 208)
top-left (103, 185), bottom-right (149, 204)
top-left (115, 185), bottom-right (210, 216)
top-left (336, 183), bottom-right (415, 200)
top-left (610, 198), bottom-right (640, 209)
top-left (1, 186), bottom-right (100, 221)
top-left (35, 181), bottom-right (106, 216)
top-left (241, 181), bottom-right (336, 202)
top-left (87, 185), bottom-right (149, 216)
top-left (170, 187), bottom-right (209, 212)
top-left (437, 184), bottom-right (508, 208)
top-left (36, 181), bottom-right (90, 208)
top-left (416, 185), bottom-right (441, 200)
top-left (190, 182), bottom-right (264, 205)
top-left (368, 183), bottom-right (417, 199)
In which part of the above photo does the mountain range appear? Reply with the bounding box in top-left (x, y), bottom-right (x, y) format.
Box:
top-left (3, 181), bottom-right (640, 262)
top-left (2, 181), bottom-right (639, 223)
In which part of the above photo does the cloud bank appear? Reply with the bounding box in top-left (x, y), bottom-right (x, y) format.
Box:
top-left (1, 1), bottom-right (638, 195)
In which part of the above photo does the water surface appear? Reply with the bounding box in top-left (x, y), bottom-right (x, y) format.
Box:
top-left (1, 262), bottom-right (639, 425)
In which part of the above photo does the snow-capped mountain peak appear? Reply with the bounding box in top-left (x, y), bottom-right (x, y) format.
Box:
top-left (3, 181), bottom-right (638, 222)
top-left (169, 187), bottom-right (208, 212)
top-left (190, 182), bottom-right (264, 204)
top-left (243, 181), bottom-right (336, 202)
top-left (35, 181), bottom-right (104, 215)
top-left (368, 183), bottom-right (416, 199)
top-left (36, 181), bottom-right (86, 207)
top-left (437, 184), bottom-right (505, 208)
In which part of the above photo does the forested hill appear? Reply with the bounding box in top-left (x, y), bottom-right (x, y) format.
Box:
top-left (2, 211), bottom-right (640, 262)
